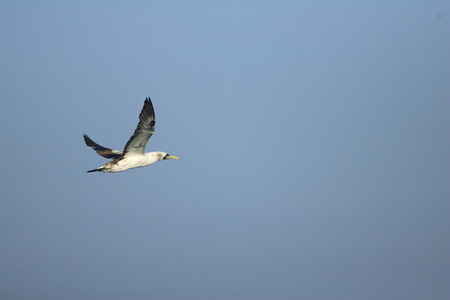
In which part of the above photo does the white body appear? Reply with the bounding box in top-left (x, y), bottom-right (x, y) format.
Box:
top-left (99, 152), bottom-right (166, 173)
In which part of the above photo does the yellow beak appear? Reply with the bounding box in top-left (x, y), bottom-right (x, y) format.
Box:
top-left (165, 155), bottom-right (179, 160)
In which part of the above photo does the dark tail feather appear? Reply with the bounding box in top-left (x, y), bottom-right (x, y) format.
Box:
top-left (87, 168), bottom-right (101, 173)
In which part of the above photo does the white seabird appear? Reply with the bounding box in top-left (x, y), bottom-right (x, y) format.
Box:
top-left (84, 97), bottom-right (179, 173)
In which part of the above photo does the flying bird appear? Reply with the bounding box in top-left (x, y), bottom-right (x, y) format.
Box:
top-left (83, 97), bottom-right (179, 173)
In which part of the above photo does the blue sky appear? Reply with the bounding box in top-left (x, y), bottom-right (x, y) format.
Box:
top-left (1, 2), bottom-right (449, 299)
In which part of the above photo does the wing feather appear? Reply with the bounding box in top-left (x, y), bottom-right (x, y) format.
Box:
top-left (83, 134), bottom-right (122, 159)
top-left (122, 97), bottom-right (155, 157)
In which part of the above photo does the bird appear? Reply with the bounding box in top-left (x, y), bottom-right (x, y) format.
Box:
top-left (83, 97), bottom-right (179, 173)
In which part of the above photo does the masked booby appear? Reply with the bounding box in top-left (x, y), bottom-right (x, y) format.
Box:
top-left (84, 97), bottom-right (179, 173)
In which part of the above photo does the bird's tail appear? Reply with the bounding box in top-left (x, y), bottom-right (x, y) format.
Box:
top-left (87, 167), bottom-right (103, 173)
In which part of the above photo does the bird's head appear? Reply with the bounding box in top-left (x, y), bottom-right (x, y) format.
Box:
top-left (161, 152), bottom-right (179, 161)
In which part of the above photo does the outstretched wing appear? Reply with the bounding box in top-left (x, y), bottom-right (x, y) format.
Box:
top-left (83, 134), bottom-right (123, 159)
top-left (122, 97), bottom-right (155, 157)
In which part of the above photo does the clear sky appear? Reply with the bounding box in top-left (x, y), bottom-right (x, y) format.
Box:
top-left (1, 2), bottom-right (449, 300)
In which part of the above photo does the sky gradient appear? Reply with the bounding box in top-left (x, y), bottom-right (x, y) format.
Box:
top-left (1, 2), bottom-right (449, 299)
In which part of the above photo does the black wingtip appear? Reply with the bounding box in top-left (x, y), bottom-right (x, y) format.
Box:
top-left (83, 134), bottom-right (91, 146)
